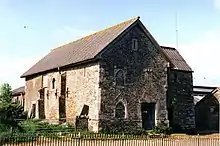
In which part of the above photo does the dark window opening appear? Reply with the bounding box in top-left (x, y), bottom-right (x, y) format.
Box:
top-left (174, 74), bottom-right (177, 82)
top-left (115, 70), bottom-right (125, 86)
top-left (132, 39), bottom-right (138, 50)
top-left (52, 78), bottom-right (56, 89)
top-left (115, 102), bottom-right (125, 119)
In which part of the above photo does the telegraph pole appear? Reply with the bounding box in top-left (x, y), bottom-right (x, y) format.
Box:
top-left (175, 12), bottom-right (179, 50)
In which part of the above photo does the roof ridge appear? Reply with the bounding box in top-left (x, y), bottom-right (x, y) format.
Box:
top-left (160, 46), bottom-right (176, 50)
top-left (51, 17), bottom-right (139, 52)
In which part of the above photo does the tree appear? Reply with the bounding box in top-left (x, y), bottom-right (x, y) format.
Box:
top-left (0, 83), bottom-right (12, 103)
top-left (0, 102), bottom-right (25, 131)
top-left (0, 83), bottom-right (26, 134)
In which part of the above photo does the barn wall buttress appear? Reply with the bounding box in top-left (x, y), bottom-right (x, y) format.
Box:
top-left (24, 75), bottom-right (43, 118)
top-left (65, 62), bottom-right (101, 132)
top-left (167, 70), bottom-right (195, 132)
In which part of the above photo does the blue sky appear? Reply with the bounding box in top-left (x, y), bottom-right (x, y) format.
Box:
top-left (0, 0), bottom-right (219, 89)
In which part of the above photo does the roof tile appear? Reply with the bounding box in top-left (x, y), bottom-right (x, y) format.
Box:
top-left (161, 46), bottom-right (192, 71)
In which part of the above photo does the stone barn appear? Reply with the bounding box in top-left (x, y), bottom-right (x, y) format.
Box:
top-left (12, 86), bottom-right (25, 107)
top-left (195, 87), bottom-right (220, 133)
top-left (21, 17), bottom-right (195, 132)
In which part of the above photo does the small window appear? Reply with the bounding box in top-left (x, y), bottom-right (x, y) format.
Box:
top-left (115, 69), bottom-right (125, 86)
top-left (132, 39), bottom-right (138, 50)
top-left (115, 102), bottom-right (126, 119)
top-left (174, 74), bottom-right (177, 82)
top-left (52, 78), bottom-right (56, 89)
top-left (83, 67), bottom-right (86, 76)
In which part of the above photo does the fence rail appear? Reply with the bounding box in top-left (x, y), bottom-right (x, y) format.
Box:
top-left (1, 132), bottom-right (220, 146)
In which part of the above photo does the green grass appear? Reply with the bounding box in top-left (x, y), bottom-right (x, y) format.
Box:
top-left (1, 119), bottom-right (173, 144)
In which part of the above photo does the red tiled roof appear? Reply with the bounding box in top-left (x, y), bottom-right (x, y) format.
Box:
top-left (21, 17), bottom-right (139, 77)
top-left (161, 46), bottom-right (192, 71)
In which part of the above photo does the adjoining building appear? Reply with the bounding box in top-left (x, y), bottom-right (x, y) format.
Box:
top-left (12, 86), bottom-right (25, 107)
top-left (195, 87), bottom-right (220, 133)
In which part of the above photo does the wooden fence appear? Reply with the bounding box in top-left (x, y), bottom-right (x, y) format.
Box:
top-left (1, 132), bottom-right (220, 146)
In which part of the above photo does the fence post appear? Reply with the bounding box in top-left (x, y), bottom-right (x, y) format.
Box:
top-left (197, 134), bottom-right (200, 146)
top-left (78, 132), bottom-right (81, 146)
top-left (31, 132), bottom-right (35, 146)
top-left (122, 133), bottom-right (125, 146)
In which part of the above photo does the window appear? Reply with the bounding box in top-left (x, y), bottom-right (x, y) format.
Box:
top-left (132, 39), bottom-right (138, 50)
top-left (174, 74), bottom-right (177, 82)
top-left (83, 67), bottom-right (86, 76)
top-left (115, 102), bottom-right (125, 119)
top-left (115, 69), bottom-right (125, 86)
top-left (52, 78), bottom-right (56, 89)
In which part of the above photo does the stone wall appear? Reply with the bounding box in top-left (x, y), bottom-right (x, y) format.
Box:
top-left (65, 62), bottom-right (101, 132)
top-left (43, 72), bottom-right (61, 122)
top-left (167, 69), bottom-right (195, 132)
top-left (24, 75), bottom-right (43, 117)
top-left (98, 24), bottom-right (168, 132)
top-left (24, 62), bottom-right (101, 131)
top-left (195, 89), bottom-right (220, 132)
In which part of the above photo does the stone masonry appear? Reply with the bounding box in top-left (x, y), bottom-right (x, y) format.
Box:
top-left (25, 62), bottom-right (101, 131)
top-left (25, 75), bottom-right (43, 118)
top-left (195, 88), bottom-right (220, 132)
top-left (98, 24), bottom-right (169, 132)
top-left (167, 69), bottom-right (195, 132)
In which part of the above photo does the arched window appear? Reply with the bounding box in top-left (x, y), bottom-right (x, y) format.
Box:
top-left (115, 102), bottom-right (126, 119)
top-left (52, 78), bottom-right (56, 89)
top-left (115, 70), bottom-right (125, 86)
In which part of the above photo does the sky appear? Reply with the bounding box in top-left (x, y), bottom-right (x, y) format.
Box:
top-left (0, 0), bottom-right (219, 89)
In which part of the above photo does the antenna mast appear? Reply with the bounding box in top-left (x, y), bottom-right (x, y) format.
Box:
top-left (175, 12), bottom-right (179, 49)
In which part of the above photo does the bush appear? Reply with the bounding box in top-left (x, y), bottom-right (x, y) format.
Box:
top-left (150, 126), bottom-right (172, 135)
top-left (19, 119), bottom-right (75, 134)
top-left (0, 102), bottom-right (27, 134)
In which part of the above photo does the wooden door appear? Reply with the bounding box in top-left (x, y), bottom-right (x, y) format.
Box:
top-left (141, 103), bottom-right (155, 130)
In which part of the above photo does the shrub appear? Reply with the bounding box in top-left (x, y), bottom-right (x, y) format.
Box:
top-left (19, 119), bottom-right (75, 134)
top-left (0, 102), bottom-right (27, 134)
top-left (151, 126), bottom-right (172, 135)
